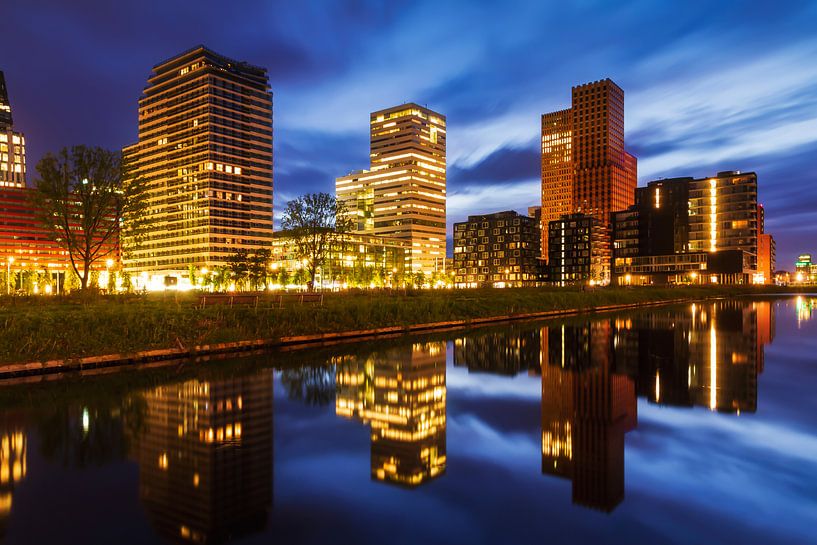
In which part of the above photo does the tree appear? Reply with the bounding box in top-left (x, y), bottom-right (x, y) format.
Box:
top-left (248, 248), bottom-right (271, 290)
top-left (31, 146), bottom-right (147, 290)
top-left (212, 266), bottom-right (230, 292)
top-left (228, 249), bottom-right (250, 291)
top-left (281, 192), bottom-right (350, 290)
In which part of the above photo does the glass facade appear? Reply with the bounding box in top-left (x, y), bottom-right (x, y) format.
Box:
top-left (337, 104), bottom-right (446, 275)
top-left (123, 46), bottom-right (274, 282)
top-left (612, 171), bottom-right (761, 285)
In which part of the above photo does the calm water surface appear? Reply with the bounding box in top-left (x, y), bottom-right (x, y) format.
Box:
top-left (1, 297), bottom-right (816, 544)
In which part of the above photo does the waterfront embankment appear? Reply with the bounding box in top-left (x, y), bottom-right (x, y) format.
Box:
top-left (0, 286), bottom-right (809, 378)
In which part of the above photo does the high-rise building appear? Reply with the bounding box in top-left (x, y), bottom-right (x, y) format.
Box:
top-left (336, 104), bottom-right (446, 275)
top-left (548, 213), bottom-right (611, 286)
top-left (757, 233), bottom-right (776, 285)
top-left (271, 230), bottom-right (409, 288)
top-left (611, 171), bottom-right (760, 285)
top-left (540, 79), bottom-right (637, 258)
top-left (0, 71), bottom-right (26, 188)
top-left (123, 46), bottom-right (273, 289)
top-left (453, 210), bottom-right (542, 287)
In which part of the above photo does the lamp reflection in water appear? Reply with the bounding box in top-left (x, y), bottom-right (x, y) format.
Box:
top-left (136, 370), bottom-right (273, 544)
top-left (335, 342), bottom-right (447, 487)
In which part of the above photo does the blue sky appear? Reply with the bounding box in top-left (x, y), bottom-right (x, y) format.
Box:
top-left (2, 0), bottom-right (816, 266)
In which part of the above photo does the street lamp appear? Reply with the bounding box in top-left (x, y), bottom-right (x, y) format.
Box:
top-left (6, 256), bottom-right (14, 295)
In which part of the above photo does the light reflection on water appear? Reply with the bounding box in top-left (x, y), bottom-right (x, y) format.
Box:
top-left (1, 298), bottom-right (816, 545)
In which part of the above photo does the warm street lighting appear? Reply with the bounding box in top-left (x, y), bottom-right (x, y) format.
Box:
top-left (6, 256), bottom-right (14, 295)
top-left (106, 258), bottom-right (114, 269)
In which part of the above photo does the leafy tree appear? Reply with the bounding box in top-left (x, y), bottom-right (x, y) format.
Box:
top-left (412, 271), bottom-right (427, 288)
top-left (31, 146), bottom-right (147, 290)
top-left (65, 269), bottom-right (81, 292)
top-left (212, 266), bottom-right (231, 292)
top-left (120, 269), bottom-right (133, 293)
top-left (281, 192), bottom-right (350, 290)
top-left (107, 269), bottom-right (118, 293)
top-left (248, 248), bottom-right (271, 290)
top-left (228, 249), bottom-right (251, 290)
top-left (275, 268), bottom-right (290, 288)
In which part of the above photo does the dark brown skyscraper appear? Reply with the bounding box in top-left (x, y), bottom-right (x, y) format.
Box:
top-left (540, 79), bottom-right (637, 258)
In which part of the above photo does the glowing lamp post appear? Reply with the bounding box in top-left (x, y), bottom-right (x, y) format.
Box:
top-left (6, 256), bottom-right (14, 295)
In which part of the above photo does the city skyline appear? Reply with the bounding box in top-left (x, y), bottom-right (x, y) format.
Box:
top-left (1, 1), bottom-right (816, 267)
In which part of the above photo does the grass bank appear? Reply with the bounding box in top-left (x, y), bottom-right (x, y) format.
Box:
top-left (0, 285), bottom-right (805, 365)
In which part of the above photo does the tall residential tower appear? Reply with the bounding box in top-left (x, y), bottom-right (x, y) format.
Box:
top-left (0, 71), bottom-right (26, 188)
top-left (337, 104), bottom-right (446, 275)
top-left (541, 79), bottom-right (637, 258)
top-left (123, 46), bottom-right (273, 287)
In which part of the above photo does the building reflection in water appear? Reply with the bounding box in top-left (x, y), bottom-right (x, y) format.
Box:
top-left (541, 322), bottom-right (637, 512)
top-left (0, 420), bottom-right (26, 537)
top-left (614, 300), bottom-right (772, 413)
top-left (137, 370), bottom-right (273, 544)
top-left (453, 325), bottom-right (541, 375)
top-left (538, 300), bottom-right (776, 512)
top-left (335, 342), bottom-right (447, 487)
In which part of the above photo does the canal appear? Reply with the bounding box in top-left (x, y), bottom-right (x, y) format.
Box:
top-left (0, 297), bottom-right (815, 544)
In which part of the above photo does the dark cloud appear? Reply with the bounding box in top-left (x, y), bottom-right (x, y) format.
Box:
top-left (449, 145), bottom-right (539, 187)
top-left (2, 0), bottom-right (816, 266)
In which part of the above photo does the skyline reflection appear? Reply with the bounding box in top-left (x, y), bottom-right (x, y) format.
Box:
top-left (451, 300), bottom-right (776, 512)
top-left (537, 300), bottom-right (775, 511)
top-left (335, 342), bottom-right (447, 487)
top-left (0, 298), bottom-right (804, 545)
top-left (136, 371), bottom-right (273, 544)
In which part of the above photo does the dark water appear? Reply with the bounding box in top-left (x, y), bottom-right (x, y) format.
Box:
top-left (1, 297), bottom-right (816, 545)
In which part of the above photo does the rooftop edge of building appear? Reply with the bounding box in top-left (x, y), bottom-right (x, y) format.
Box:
top-left (459, 210), bottom-right (536, 222)
top-left (571, 77), bottom-right (622, 92)
top-left (645, 171), bottom-right (757, 186)
top-left (151, 45), bottom-right (267, 74)
top-left (0, 70), bottom-right (13, 129)
top-left (370, 102), bottom-right (445, 120)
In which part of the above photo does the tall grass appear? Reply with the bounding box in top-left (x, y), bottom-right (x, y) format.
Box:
top-left (0, 285), bottom-right (800, 364)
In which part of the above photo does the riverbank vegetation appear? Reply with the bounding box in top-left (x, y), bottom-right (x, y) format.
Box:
top-left (0, 285), bottom-right (807, 365)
